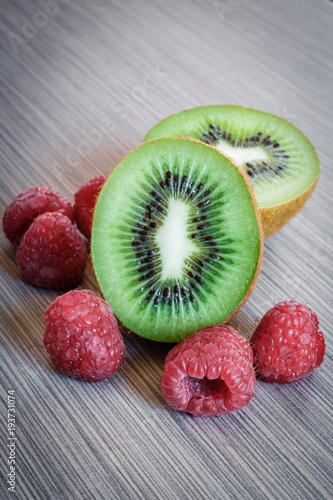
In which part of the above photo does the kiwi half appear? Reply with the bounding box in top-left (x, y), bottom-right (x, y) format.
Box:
top-left (144, 106), bottom-right (320, 237)
top-left (91, 138), bottom-right (263, 342)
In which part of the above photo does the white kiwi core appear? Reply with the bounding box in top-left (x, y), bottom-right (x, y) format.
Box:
top-left (215, 139), bottom-right (270, 169)
top-left (155, 199), bottom-right (196, 280)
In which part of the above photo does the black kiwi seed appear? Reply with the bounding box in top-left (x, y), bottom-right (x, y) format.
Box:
top-left (197, 200), bottom-right (211, 208)
top-left (195, 267), bottom-right (204, 275)
top-left (181, 175), bottom-right (188, 191)
top-left (140, 256), bottom-right (153, 263)
top-left (193, 215), bottom-right (207, 222)
top-left (145, 289), bottom-right (155, 302)
top-left (138, 263), bottom-right (154, 273)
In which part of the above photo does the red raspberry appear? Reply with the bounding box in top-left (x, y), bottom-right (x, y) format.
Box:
top-left (17, 212), bottom-right (87, 288)
top-left (74, 176), bottom-right (107, 238)
top-left (2, 186), bottom-right (74, 246)
top-left (251, 300), bottom-right (325, 384)
top-left (43, 290), bottom-right (126, 382)
top-left (161, 325), bottom-right (256, 417)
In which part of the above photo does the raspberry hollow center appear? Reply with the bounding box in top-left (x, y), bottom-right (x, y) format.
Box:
top-left (186, 376), bottom-right (228, 398)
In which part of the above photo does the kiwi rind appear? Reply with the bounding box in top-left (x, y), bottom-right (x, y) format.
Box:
top-left (91, 137), bottom-right (263, 342)
top-left (144, 106), bottom-right (320, 238)
top-left (259, 179), bottom-right (318, 237)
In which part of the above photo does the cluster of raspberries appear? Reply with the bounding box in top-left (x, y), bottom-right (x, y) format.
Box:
top-left (42, 290), bottom-right (325, 417)
top-left (161, 300), bottom-right (325, 417)
top-left (2, 177), bottom-right (106, 288)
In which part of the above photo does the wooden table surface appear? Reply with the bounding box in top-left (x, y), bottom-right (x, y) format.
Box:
top-left (1, 1), bottom-right (332, 498)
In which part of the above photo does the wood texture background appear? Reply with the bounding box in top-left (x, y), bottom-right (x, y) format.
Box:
top-left (1, 0), bottom-right (332, 498)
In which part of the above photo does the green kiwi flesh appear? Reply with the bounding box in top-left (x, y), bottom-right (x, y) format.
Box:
top-left (91, 138), bottom-right (263, 342)
top-left (144, 106), bottom-right (319, 236)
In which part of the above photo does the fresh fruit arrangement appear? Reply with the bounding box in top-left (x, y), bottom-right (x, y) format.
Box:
top-left (2, 105), bottom-right (325, 418)
top-left (2, 177), bottom-right (104, 288)
top-left (144, 106), bottom-right (320, 238)
top-left (91, 138), bottom-right (263, 342)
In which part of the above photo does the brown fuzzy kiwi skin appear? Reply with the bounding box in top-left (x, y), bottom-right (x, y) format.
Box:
top-left (91, 137), bottom-right (264, 341)
top-left (260, 178), bottom-right (318, 238)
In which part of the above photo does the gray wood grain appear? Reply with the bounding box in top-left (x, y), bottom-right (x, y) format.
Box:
top-left (1, 0), bottom-right (332, 498)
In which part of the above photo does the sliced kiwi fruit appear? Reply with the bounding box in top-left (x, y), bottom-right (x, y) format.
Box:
top-left (91, 138), bottom-right (263, 342)
top-left (144, 106), bottom-right (320, 237)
